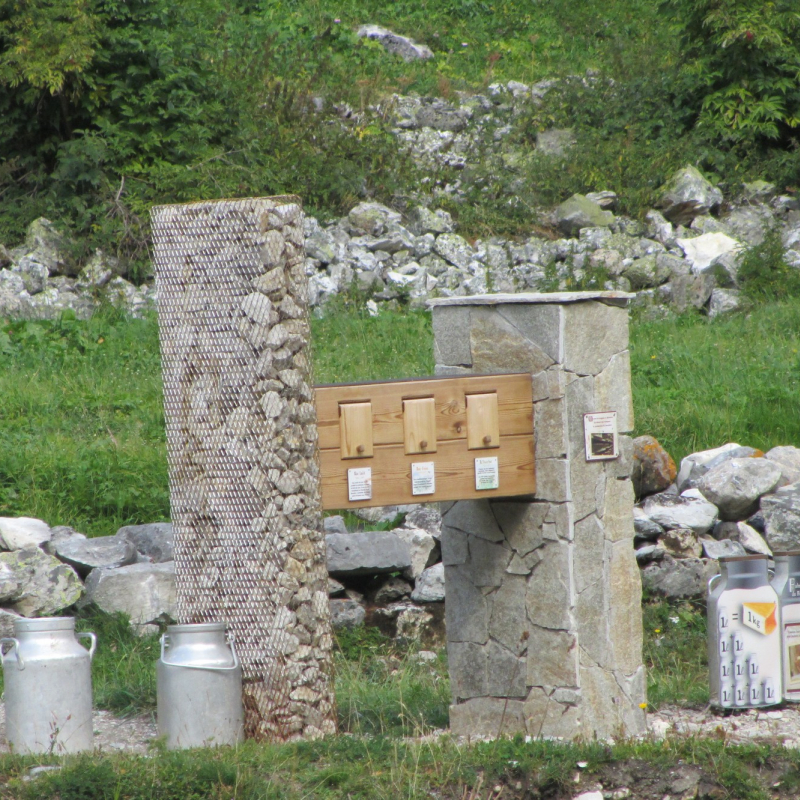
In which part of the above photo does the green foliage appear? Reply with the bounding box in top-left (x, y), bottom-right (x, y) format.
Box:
top-left (662, 0), bottom-right (800, 142)
top-left (737, 227), bottom-right (800, 300)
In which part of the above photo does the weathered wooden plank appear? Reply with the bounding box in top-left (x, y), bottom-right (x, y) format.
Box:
top-left (315, 373), bottom-right (532, 451)
top-left (319, 434), bottom-right (535, 510)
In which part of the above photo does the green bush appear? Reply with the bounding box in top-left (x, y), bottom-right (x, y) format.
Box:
top-left (662, 0), bottom-right (800, 142)
top-left (737, 227), bottom-right (800, 300)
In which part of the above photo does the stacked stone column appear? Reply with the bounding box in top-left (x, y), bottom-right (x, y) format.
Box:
top-left (430, 292), bottom-right (646, 740)
top-left (151, 198), bottom-right (335, 741)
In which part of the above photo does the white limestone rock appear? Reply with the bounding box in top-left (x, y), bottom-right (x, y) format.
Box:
top-left (0, 517), bottom-right (51, 550)
top-left (642, 492), bottom-right (718, 535)
top-left (697, 457), bottom-right (782, 521)
top-left (411, 562), bottom-right (445, 603)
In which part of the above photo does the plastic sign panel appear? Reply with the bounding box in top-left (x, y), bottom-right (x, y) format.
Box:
top-left (583, 411), bottom-right (619, 461)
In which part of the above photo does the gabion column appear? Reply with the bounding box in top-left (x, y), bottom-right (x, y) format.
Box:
top-left (151, 197), bottom-right (335, 741)
top-left (431, 292), bottom-right (646, 741)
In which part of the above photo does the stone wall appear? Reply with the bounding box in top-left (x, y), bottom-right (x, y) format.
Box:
top-left (431, 292), bottom-right (646, 740)
top-left (150, 198), bottom-right (335, 741)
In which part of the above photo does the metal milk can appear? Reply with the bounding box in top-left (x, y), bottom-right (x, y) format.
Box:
top-left (1, 617), bottom-right (96, 754)
top-left (772, 551), bottom-right (800, 701)
top-left (708, 554), bottom-right (782, 708)
top-left (157, 622), bottom-right (244, 749)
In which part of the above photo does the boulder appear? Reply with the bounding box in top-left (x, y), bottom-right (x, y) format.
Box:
top-left (329, 599), bottom-right (366, 629)
top-left (642, 492), bottom-right (718, 535)
top-left (697, 457), bottom-right (782, 521)
top-left (677, 232), bottom-right (742, 274)
top-left (657, 166), bottom-right (723, 225)
top-left (554, 194), bottom-right (615, 236)
top-left (24, 217), bottom-right (76, 276)
top-left (54, 534), bottom-right (138, 577)
top-left (323, 515), bottom-right (348, 535)
top-left (411, 562), bottom-right (445, 603)
top-left (635, 544), bottom-right (665, 565)
top-left (326, 531), bottom-right (412, 577)
top-left (328, 577), bottom-right (345, 597)
top-left (42, 525), bottom-right (87, 556)
top-left (641, 554), bottom-right (717, 600)
top-left (0, 560), bottom-right (21, 602)
top-left (765, 446), bottom-right (800, 486)
top-left (356, 25), bottom-right (434, 61)
top-left (735, 522), bottom-right (772, 556)
top-left (434, 233), bottom-right (474, 270)
top-left (661, 527), bottom-right (702, 558)
top-left (0, 517), bottom-right (51, 550)
top-left (677, 442), bottom-right (748, 490)
top-left (632, 436), bottom-right (676, 498)
top-left (408, 206), bottom-right (454, 236)
top-left (395, 526), bottom-right (439, 579)
top-left (116, 522), bottom-right (174, 563)
top-left (347, 202), bottom-right (402, 236)
top-left (761, 485), bottom-right (800, 552)
top-left (370, 575), bottom-right (412, 604)
top-left (402, 505), bottom-right (442, 539)
top-left (0, 548), bottom-right (83, 616)
top-left (701, 538), bottom-right (746, 559)
top-left (83, 561), bottom-right (177, 625)
top-left (708, 288), bottom-right (741, 318)
top-left (0, 608), bottom-right (22, 638)
top-left (633, 509), bottom-right (665, 541)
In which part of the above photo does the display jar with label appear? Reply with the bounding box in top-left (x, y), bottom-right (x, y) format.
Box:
top-left (708, 554), bottom-right (782, 708)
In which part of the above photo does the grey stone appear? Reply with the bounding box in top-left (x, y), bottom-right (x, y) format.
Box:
top-left (0, 548), bottom-right (83, 616)
top-left (657, 166), bottom-right (723, 224)
top-left (701, 538), bottom-right (746, 559)
top-left (408, 206), bottom-right (454, 235)
top-left (411, 562), bottom-right (445, 602)
top-left (329, 599), bottom-right (365, 629)
top-left (0, 608), bottom-right (22, 637)
top-left (441, 527), bottom-right (469, 565)
top-left (442, 500), bottom-right (504, 541)
top-left (395, 527), bottom-right (439, 579)
top-left (433, 305), bottom-right (472, 366)
top-left (326, 531), bottom-right (411, 577)
top-left (486, 640), bottom-right (527, 697)
top-left (433, 233), bottom-right (474, 269)
top-left (357, 25), bottom-right (434, 61)
top-left (444, 564), bottom-right (488, 643)
top-left (622, 254), bottom-right (671, 289)
top-left (14, 256), bottom-right (48, 294)
top-left (536, 128), bottom-right (576, 157)
top-left (595, 350), bottom-right (634, 433)
top-left (468, 537), bottom-right (512, 587)
top-left (416, 101), bottom-right (469, 132)
top-left (633, 509), bottom-right (664, 541)
top-left (449, 697), bottom-right (525, 737)
top-left (0, 517), bottom-right (51, 550)
top-left (669, 271), bottom-right (716, 312)
top-left (116, 522), bottom-right (174, 563)
top-left (677, 232), bottom-right (741, 274)
top-left (697, 457), bottom-right (782, 520)
top-left (448, 640), bottom-right (487, 698)
top-left (347, 202), bottom-right (401, 236)
top-left (761, 485), bottom-right (800, 551)
top-left (54, 534), bottom-right (138, 577)
top-left (574, 514), bottom-right (605, 593)
top-left (402, 506), bottom-right (442, 538)
top-left (526, 539), bottom-right (571, 630)
top-left (496, 303), bottom-right (561, 362)
top-left (765, 446), bottom-right (800, 486)
top-left (488, 574), bottom-right (527, 654)
top-left (533, 398), bottom-right (567, 459)
top-left (24, 217), bottom-right (76, 275)
top-left (328, 577), bottom-right (345, 596)
top-left (470, 307), bottom-right (554, 375)
top-left (84, 561), bottom-right (176, 625)
top-left (733, 522), bottom-right (772, 556)
top-left (323, 515), bottom-right (348, 534)
top-left (642, 491), bottom-right (718, 535)
top-left (677, 442), bottom-right (745, 490)
top-left (632, 436), bottom-right (676, 498)
top-left (554, 194), bottom-right (615, 236)
top-left (0, 560), bottom-right (21, 602)
top-left (526, 625), bottom-right (578, 687)
top-left (635, 544), bottom-right (665, 564)
top-left (708, 288), bottom-right (741, 318)
top-left (641, 554), bottom-right (714, 600)
top-left (586, 190), bottom-right (618, 210)
top-left (661, 526), bottom-right (702, 558)
top-left (491, 501), bottom-right (547, 555)
top-left (42, 526), bottom-right (87, 556)
top-left (563, 301), bottom-right (628, 376)
top-left (523, 687), bottom-right (582, 739)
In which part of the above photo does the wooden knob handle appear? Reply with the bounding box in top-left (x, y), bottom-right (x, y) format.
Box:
top-left (455, 423), bottom-right (462, 434)
top-left (483, 435), bottom-right (492, 445)
top-left (420, 440), bottom-right (428, 449)
top-left (357, 444), bottom-right (365, 454)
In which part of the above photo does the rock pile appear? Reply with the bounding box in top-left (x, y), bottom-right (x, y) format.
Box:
top-left (632, 439), bottom-right (800, 599)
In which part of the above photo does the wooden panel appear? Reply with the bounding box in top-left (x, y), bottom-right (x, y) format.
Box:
top-left (316, 373), bottom-right (532, 451)
top-left (320, 435), bottom-right (535, 509)
top-left (466, 393), bottom-right (500, 450)
top-left (403, 397), bottom-right (437, 455)
top-left (339, 402), bottom-right (373, 459)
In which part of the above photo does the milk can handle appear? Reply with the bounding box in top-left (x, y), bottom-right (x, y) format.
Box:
top-left (708, 574), bottom-right (722, 593)
top-left (77, 632), bottom-right (97, 661)
top-left (0, 637), bottom-right (24, 670)
top-left (160, 634), bottom-right (240, 671)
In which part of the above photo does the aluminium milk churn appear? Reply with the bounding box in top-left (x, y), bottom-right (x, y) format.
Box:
top-left (157, 622), bottom-right (244, 749)
top-left (708, 554), bottom-right (782, 708)
top-left (1, 617), bottom-right (96, 754)
top-left (771, 551), bottom-right (800, 701)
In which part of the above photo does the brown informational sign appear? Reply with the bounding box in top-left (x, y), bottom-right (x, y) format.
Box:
top-left (315, 373), bottom-right (535, 509)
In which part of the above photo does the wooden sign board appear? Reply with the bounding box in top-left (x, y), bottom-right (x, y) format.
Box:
top-left (315, 373), bottom-right (535, 510)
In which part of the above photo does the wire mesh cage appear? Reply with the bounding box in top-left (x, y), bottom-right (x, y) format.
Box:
top-left (150, 197), bottom-right (335, 740)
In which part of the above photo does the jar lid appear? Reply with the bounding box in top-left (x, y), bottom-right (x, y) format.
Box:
top-left (719, 554), bottom-right (768, 562)
top-left (773, 551), bottom-right (800, 557)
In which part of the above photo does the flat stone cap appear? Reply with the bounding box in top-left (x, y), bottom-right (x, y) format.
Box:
top-left (427, 291), bottom-right (633, 309)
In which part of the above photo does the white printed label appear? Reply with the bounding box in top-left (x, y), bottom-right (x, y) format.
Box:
top-left (583, 411), bottom-right (619, 461)
top-left (411, 462), bottom-right (435, 496)
top-left (347, 467), bottom-right (372, 502)
top-left (475, 457), bottom-right (499, 491)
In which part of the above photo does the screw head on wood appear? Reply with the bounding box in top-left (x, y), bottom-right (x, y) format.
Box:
top-left (483, 435), bottom-right (492, 444)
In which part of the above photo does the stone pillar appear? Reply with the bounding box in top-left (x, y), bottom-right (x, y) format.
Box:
top-left (431, 292), bottom-right (646, 740)
top-left (151, 197), bottom-right (335, 741)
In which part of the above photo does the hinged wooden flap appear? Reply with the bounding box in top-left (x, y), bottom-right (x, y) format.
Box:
top-left (466, 393), bottom-right (500, 450)
top-left (339, 402), bottom-right (373, 459)
top-left (403, 397), bottom-right (437, 455)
